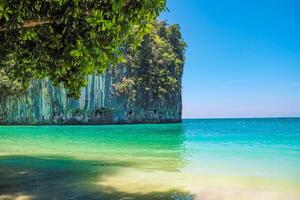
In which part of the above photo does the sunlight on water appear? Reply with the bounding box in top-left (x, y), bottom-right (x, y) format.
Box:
top-left (0, 119), bottom-right (300, 200)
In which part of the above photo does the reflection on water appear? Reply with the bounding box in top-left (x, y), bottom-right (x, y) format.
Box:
top-left (0, 119), bottom-right (300, 200)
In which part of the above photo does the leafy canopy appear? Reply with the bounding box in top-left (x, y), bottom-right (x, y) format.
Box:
top-left (0, 0), bottom-right (166, 97)
top-left (114, 21), bottom-right (186, 101)
top-left (0, 69), bottom-right (23, 101)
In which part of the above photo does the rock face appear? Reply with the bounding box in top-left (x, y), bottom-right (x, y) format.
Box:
top-left (0, 65), bottom-right (182, 125)
top-left (0, 22), bottom-right (185, 125)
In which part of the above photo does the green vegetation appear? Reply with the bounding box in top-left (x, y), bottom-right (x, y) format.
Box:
top-left (112, 77), bottom-right (136, 101)
top-left (95, 107), bottom-right (113, 116)
top-left (72, 108), bottom-right (84, 116)
top-left (114, 21), bottom-right (186, 101)
top-left (0, 0), bottom-right (166, 98)
top-left (0, 69), bottom-right (24, 100)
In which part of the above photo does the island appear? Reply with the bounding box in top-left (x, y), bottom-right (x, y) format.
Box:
top-left (0, 21), bottom-right (186, 125)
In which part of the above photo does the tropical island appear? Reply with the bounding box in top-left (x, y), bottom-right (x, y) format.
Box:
top-left (0, 0), bottom-right (186, 125)
top-left (0, 21), bottom-right (185, 125)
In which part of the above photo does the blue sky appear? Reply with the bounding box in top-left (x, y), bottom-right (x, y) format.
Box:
top-left (159, 0), bottom-right (300, 118)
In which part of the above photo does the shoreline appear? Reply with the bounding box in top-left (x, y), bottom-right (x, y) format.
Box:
top-left (0, 119), bottom-right (182, 126)
top-left (2, 117), bottom-right (300, 126)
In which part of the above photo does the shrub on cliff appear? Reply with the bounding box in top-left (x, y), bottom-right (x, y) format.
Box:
top-left (0, 69), bottom-right (24, 100)
top-left (115, 21), bottom-right (186, 101)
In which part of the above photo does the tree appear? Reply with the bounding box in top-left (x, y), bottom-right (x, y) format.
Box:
top-left (114, 21), bottom-right (186, 101)
top-left (0, 0), bottom-right (166, 98)
top-left (0, 69), bottom-right (24, 101)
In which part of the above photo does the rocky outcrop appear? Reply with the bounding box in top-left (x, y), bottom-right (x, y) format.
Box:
top-left (0, 64), bottom-right (182, 125)
top-left (0, 22), bottom-right (185, 125)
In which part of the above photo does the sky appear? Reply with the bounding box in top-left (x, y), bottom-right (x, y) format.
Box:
top-left (159, 0), bottom-right (300, 118)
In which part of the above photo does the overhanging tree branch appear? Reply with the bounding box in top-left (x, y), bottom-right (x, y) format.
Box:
top-left (0, 19), bottom-right (52, 32)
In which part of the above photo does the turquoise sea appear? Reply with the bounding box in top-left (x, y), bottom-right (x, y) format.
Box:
top-left (0, 118), bottom-right (300, 200)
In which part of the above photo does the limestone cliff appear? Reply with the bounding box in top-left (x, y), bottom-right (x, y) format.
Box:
top-left (0, 22), bottom-right (185, 125)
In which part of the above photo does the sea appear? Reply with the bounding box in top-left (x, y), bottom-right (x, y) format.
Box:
top-left (0, 118), bottom-right (299, 200)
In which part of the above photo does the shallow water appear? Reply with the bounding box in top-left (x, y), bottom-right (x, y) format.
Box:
top-left (0, 118), bottom-right (300, 200)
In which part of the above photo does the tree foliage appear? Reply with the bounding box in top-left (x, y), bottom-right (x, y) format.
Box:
top-left (114, 21), bottom-right (186, 101)
top-left (0, 0), bottom-right (166, 98)
top-left (0, 69), bottom-right (24, 101)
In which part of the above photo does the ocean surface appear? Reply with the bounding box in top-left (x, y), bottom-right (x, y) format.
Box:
top-left (0, 118), bottom-right (299, 200)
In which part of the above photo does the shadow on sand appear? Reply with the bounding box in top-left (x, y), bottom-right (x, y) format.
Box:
top-left (0, 156), bottom-right (192, 200)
